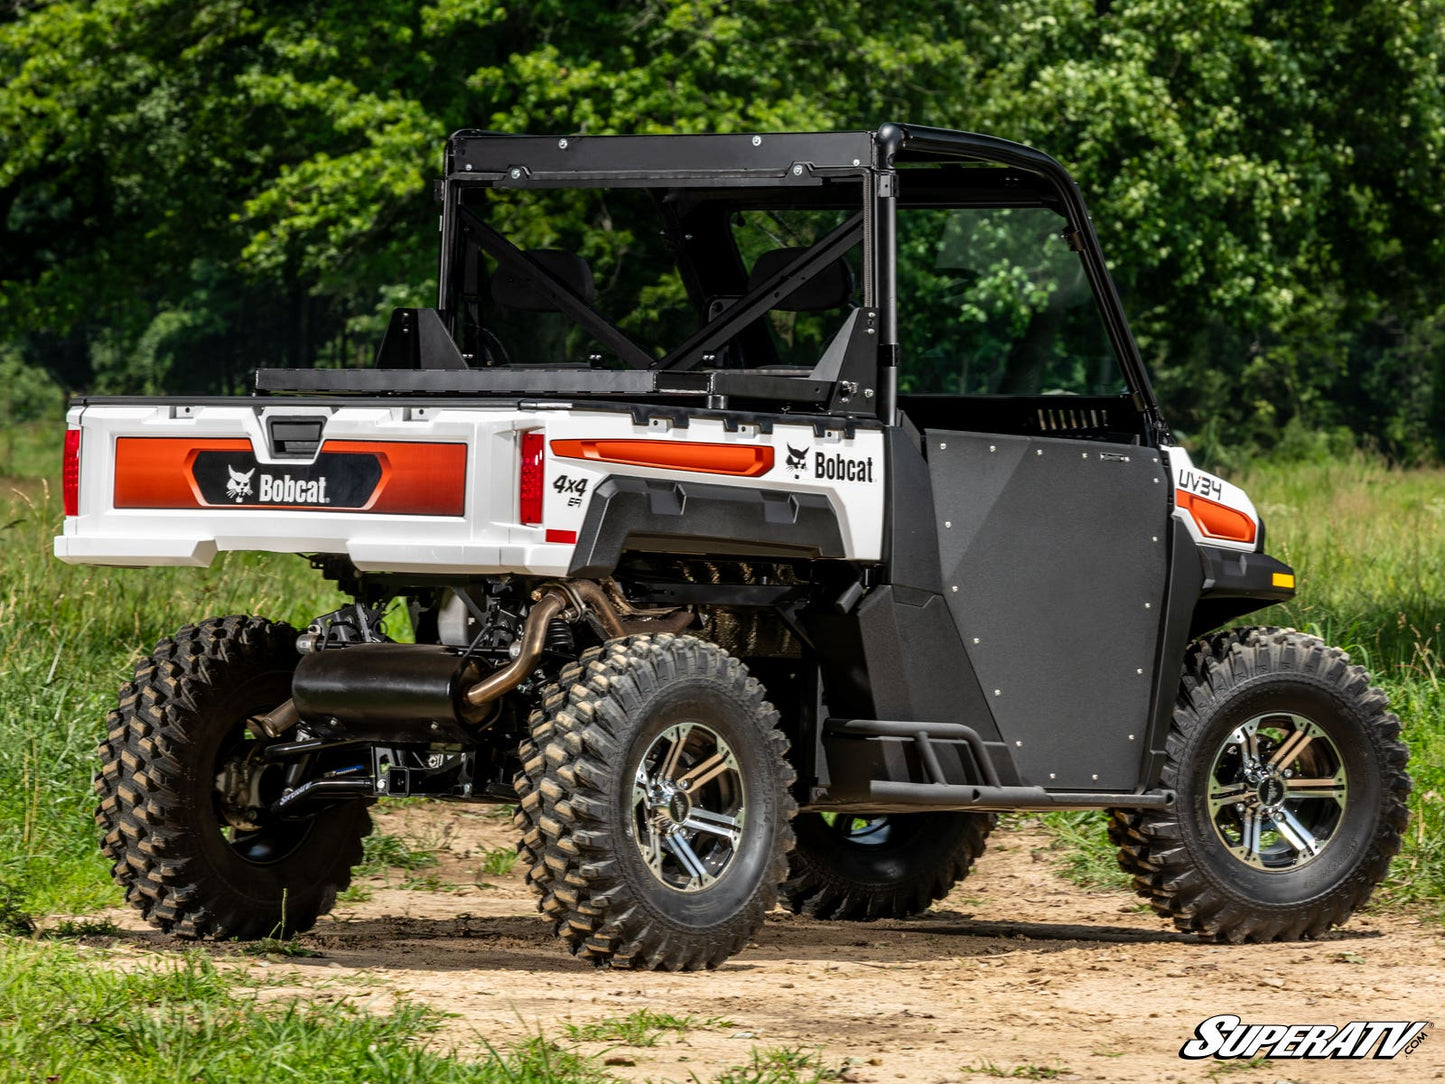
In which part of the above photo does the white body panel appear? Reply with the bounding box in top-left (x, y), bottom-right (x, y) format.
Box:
top-left (1161, 444), bottom-right (1260, 553)
top-left (56, 402), bottom-right (887, 573)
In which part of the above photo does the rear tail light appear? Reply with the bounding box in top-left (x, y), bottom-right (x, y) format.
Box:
top-left (1176, 489), bottom-right (1257, 545)
top-left (63, 429), bottom-right (81, 516)
top-left (519, 431), bottom-right (544, 525)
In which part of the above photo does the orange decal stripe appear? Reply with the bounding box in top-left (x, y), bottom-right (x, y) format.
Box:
top-left (322, 441), bottom-right (467, 516)
top-left (550, 438), bottom-right (774, 477)
top-left (114, 437), bottom-right (250, 508)
top-left (1176, 489), bottom-right (1257, 545)
top-left (112, 437), bottom-right (467, 516)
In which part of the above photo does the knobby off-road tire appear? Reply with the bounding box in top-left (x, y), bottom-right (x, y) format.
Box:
top-left (519, 633), bottom-right (795, 970)
top-left (1110, 627), bottom-right (1410, 942)
top-left (95, 616), bottom-right (372, 939)
top-left (781, 811), bottom-right (994, 920)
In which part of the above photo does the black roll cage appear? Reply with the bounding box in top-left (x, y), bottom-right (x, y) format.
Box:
top-left (264, 124), bottom-right (1166, 442)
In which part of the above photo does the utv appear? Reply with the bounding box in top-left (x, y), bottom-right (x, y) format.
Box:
top-left (61, 123), bottom-right (1410, 969)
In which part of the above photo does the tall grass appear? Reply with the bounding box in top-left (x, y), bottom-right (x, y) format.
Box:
top-left (1235, 455), bottom-right (1445, 908)
top-left (0, 478), bottom-right (336, 914)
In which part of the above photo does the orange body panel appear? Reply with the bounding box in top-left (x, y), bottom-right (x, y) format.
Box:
top-left (1175, 489), bottom-right (1257, 545)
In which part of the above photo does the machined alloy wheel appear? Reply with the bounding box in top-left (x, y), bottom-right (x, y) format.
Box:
top-left (632, 722), bottom-right (746, 892)
top-left (1206, 712), bottom-right (1346, 871)
top-left (518, 634), bottom-right (795, 970)
top-left (1110, 627), bottom-right (1410, 943)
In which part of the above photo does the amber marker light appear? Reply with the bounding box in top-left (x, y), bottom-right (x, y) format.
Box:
top-left (550, 438), bottom-right (774, 477)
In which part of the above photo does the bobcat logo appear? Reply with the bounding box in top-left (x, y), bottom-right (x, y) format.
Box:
top-left (785, 444), bottom-right (808, 476)
top-left (225, 465), bottom-right (255, 502)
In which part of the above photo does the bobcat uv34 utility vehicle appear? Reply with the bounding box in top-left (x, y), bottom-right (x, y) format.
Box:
top-left (60, 124), bottom-right (1411, 970)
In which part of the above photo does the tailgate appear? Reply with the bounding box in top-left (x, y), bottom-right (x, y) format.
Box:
top-left (54, 401), bottom-right (572, 573)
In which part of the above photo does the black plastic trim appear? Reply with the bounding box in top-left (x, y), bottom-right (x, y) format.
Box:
top-left (567, 475), bottom-right (846, 577)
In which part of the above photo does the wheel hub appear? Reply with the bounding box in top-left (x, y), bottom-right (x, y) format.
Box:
top-left (1207, 712), bottom-right (1347, 871)
top-left (631, 722), bottom-right (746, 893)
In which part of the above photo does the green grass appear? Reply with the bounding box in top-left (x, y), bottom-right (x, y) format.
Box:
top-left (356, 832), bottom-right (442, 877)
top-left (0, 421), bottom-right (60, 480)
top-left (479, 846), bottom-right (519, 876)
top-left (562, 1009), bottom-right (733, 1047)
top-left (0, 939), bottom-right (611, 1083)
top-left (0, 479), bottom-right (341, 917)
top-left (964, 1061), bottom-right (1071, 1080)
top-left (1041, 455), bottom-right (1445, 914)
top-left (705, 1047), bottom-right (839, 1084)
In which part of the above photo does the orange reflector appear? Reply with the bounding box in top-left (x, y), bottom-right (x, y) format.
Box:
top-left (1176, 489), bottom-right (1257, 545)
top-left (550, 439), bottom-right (774, 477)
top-left (1272, 572), bottom-right (1295, 589)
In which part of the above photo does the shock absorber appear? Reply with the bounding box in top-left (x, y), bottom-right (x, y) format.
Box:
top-left (544, 617), bottom-right (575, 655)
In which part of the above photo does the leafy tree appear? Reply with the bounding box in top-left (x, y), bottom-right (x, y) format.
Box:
top-left (1, 0), bottom-right (1442, 460)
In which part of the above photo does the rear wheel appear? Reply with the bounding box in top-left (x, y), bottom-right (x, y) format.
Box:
top-left (1111, 627), bottom-right (1410, 942)
top-left (527, 634), bottom-right (795, 970)
top-left (95, 616), bottom-right (371, 939)
top-left (781, 811), bottom-right (993, 920)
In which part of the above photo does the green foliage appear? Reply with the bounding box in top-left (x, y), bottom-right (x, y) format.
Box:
top-left (2, 1), bottom-right (1443, 457)
top-left (707, 1047), bottom-right (840, 1084)
top-left (478, 846), bottom-right (518, 876)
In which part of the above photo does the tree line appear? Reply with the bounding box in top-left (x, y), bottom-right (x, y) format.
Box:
top-left (3, 0), bottom-right (1443, 464)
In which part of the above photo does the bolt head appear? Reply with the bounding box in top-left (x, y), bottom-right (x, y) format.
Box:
top-left (751, 135), bottom-right (762, 146)
top-left (558, 137), bottom-right (569, 149)
top-left (510, 167), bottom-right (521, 178)
top-left (792, 164), bottom-right (803, 176)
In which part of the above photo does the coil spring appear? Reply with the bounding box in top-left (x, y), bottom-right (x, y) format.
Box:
top-left (544, 618), bottom-right (575, 655)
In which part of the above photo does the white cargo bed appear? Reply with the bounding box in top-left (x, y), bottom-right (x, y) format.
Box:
top-left (56, 400), bottom-right (886, 574)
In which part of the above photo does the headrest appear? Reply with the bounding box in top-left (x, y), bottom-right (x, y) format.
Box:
top-left (491, 249), bottom-right (596, 311)
top-left (747, 248), bottom-right (855, 312)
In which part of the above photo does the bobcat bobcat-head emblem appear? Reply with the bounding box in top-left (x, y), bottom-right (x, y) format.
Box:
top-left (785, 444), bottom-right (808, 475)
top-left (225, 465), bottom-right (255, 502)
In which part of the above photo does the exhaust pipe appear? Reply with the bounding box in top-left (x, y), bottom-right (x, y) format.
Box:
top-left (280, 580), bottom-right (689, 740)
top-left (461, 587), bottom-right (571, 709)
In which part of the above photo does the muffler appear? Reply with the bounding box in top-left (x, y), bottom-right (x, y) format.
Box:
top-left (292, 644), bottom-right (487, 743)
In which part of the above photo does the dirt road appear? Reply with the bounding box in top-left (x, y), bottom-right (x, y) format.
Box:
top-left (104, 805), bottom-right (1445, 1082)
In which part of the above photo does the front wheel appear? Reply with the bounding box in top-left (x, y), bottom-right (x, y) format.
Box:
top-left (95, 616), bottom-right (371, 939)
top-left (1111, 628), bottom-right (1410, 942)
top-left (526, 634), bottom-right (795, 970)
